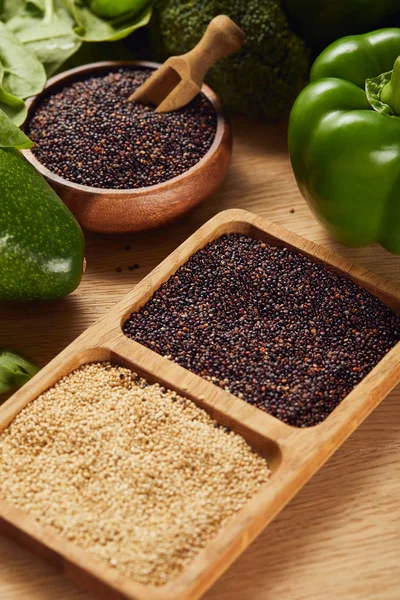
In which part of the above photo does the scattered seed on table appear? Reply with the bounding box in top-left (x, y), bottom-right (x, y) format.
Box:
top-left (123, 234), bottom-right (400, 427)
top-left (0, 363), bottom-right (270, 586)
top-left (27, 68), bottom-right (217, 190)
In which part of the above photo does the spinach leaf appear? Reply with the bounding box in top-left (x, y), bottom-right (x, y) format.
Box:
top-left (64, 0), bottom-right (152, 42)
top-left (28, 0), bottom-right (47, 10)
top-left (0, 348), bottom-right (39, 394)
top-left (6, 0), bottom-right (81, 76)
top-left (0, 87), bottom-right (27, 126)
top-left (0, 106), bottom-right (32, 147)
top-left (0, 0), bottom-right (26, 21)
top-left (0, 63), bottom-right (27, 125)
top-left (0, 0), bottom-right (152, 124)
top-left (0, 22), bottom-right (46, 97)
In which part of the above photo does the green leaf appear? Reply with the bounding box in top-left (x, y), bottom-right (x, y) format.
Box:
top-left (0, 0), bottom-right (26, 21)
top-left (0, 0), bottom-right (152, 116)
top-left (365, 71), bottom-right (394, 115)
top-left (64, 0), bottom-right (152, 42)
top-left (0, 90), bottom-right (27, 126)
top-left (0, 106), bottom-right (32, 147)
top-left (0, 348), bottom-right (39, 394)
top-left (0, 88), bottom-right (26, 126)
top-left (28, 0), bottom-right (47, 12)
top-left (6, 4), bottom-right (82, 77)
top-left (0, 62), bottom-right (27, 125)
top-left (0, 22), bottom-right (46, 98)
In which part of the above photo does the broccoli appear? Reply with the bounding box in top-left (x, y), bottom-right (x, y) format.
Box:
top-left (150, 0), bottom-right (310, 121)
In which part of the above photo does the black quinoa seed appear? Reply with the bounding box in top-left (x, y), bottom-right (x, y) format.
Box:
top-left (27, 68), bottom-right (217, 190)
top-left (123, 234), bottom-right (400, 428)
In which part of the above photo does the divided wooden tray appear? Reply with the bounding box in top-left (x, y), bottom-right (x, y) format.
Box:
top-left (1, 209), bottom-right (399, 600)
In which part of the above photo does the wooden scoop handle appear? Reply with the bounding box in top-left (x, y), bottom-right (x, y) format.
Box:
top-left (181, 15), bottom-right (245, 86)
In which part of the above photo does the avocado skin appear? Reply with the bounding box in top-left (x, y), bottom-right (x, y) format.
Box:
top-left (0, 148), bottom-right (85, 301)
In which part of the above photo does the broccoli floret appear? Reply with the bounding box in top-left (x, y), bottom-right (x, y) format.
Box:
top-left (150, 0), bottom-right (310, 121)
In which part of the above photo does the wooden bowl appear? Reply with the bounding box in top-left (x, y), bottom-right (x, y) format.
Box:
top-left (22, 61), bottom-right (232, 233)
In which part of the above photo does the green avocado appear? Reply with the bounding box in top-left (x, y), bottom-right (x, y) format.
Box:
top-left (0, 147), bottom-right (85, 301)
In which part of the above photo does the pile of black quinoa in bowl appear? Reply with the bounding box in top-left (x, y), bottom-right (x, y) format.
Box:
top-left (123, 234), bottom-right (400, 428)
top-left (26, 67), bottom-right (218, 190)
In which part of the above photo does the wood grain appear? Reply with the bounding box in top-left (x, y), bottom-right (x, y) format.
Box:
top-left (1, 118), bottom-right (400, 600)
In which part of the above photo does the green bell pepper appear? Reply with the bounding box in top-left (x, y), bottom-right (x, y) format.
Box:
top-left (288, 28), bottom-right (400, 254)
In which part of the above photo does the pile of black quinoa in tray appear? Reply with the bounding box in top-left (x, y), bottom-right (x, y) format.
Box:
top-left (123, 234), bottom-right (400, 427)
top-left (26, 68), bottom-right (217, 190)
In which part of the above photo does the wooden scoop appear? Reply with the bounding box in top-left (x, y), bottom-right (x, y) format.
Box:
top-left (129, 15), bottom-right (245, 112)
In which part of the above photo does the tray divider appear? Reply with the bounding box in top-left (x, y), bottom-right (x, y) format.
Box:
top-left (111, 335), bottom-right (293, 451)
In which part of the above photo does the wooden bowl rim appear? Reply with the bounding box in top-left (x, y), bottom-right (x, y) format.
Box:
top-left (22, 60), bottom-right (228, 196)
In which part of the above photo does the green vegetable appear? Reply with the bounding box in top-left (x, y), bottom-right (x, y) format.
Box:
top-left (0, 349), bottom-right (39, 394)
top-left (288, 28), bottom-right (400, 254)
top-left (0, 0), bottom-right (26, 21)
top-left (0, 21), bottom-right (46, 124)
top-left (0, 22), bottom-right (46, 97)
top-left (0, 109), bottom-right (85, 300)
top-left (0, 107), bottom-right (32, 147)
top-left (0, 67), bottom-right (27, 126)
top-left (5, 0), bottom-right (81, 76)
top-left (0, 0), bottom-right (152, 116)
top-left (150, 0), bottom-right (310, 121)
top-left (64, 0), bottom-right (152, 42)
top-left (89, 0), bottom-right (149, 19)
top-left (284, 0), bottom-right (398, 53)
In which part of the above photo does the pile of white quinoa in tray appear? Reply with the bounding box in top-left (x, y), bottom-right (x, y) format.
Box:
top-left (0, 362), bottom-right (270, 586)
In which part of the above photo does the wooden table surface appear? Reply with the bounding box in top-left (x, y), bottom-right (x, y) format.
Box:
top-left (1, 119), bottom-right (399, 600)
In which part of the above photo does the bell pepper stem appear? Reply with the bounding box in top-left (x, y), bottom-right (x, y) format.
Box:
top-left (381, 56), bottom-right (400, 116)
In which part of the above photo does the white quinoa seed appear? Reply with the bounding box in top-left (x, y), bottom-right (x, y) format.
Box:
top-left (0, 363), bottom-right (270, 587)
